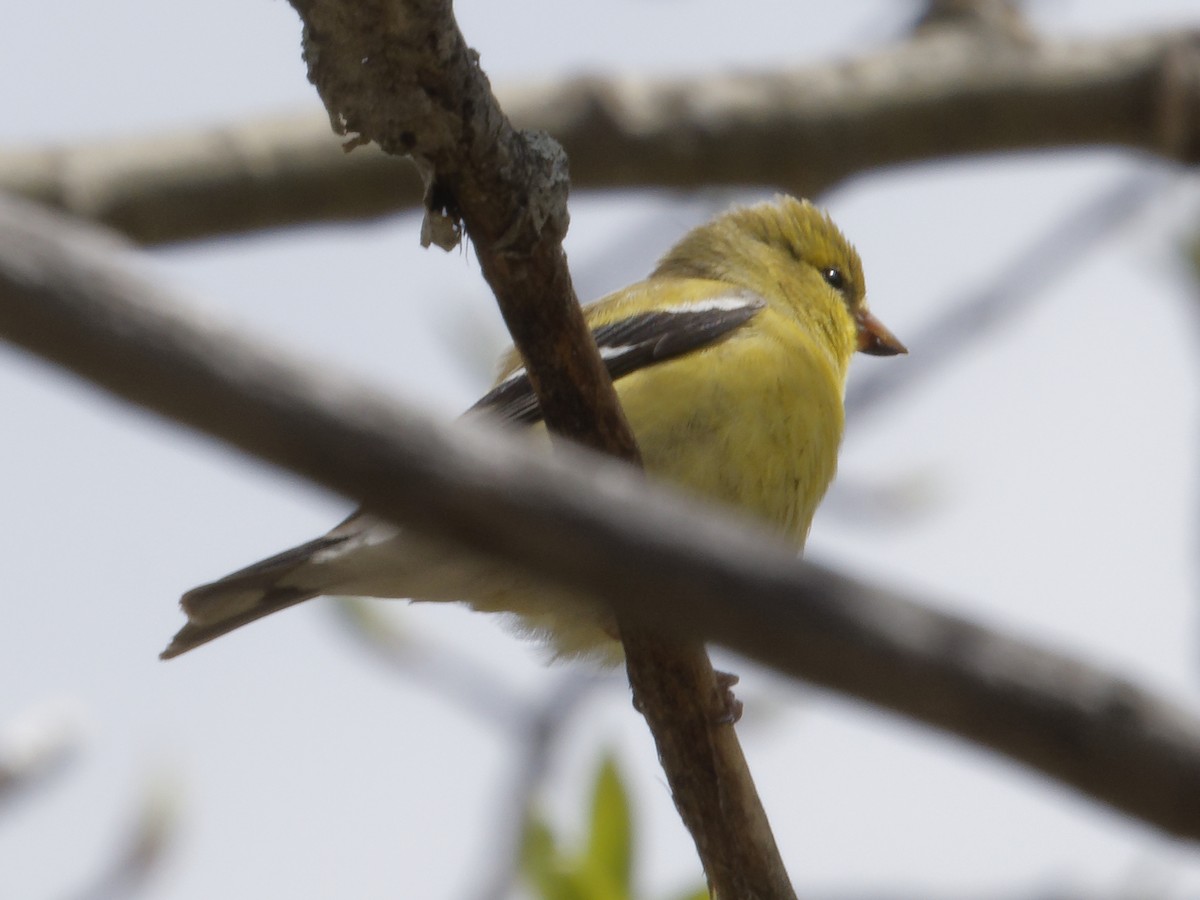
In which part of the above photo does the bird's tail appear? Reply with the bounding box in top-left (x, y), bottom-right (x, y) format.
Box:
top-left (160, 534), bottom-right (348, 659)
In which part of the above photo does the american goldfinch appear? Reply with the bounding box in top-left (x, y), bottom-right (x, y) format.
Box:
top-left (162, 195), bottom-right (904, 660)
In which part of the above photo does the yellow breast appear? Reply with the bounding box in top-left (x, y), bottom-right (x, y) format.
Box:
top-left (612, 305), bottom-right (845, 546)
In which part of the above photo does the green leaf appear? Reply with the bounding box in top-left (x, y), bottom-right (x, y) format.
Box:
top-left (662, 887), bottom-right (710, 900)
top-left (581, 753), bottom-right (633, 898)
top-left (521, 815), bottom-right (585, 900)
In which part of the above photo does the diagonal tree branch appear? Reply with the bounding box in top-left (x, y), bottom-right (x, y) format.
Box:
top-left (289, 1), bottom-right (791, 896)
top-left (2, 26), bottom-right (1199, 245)
top-left (3, 193), bottom-right (1200, 844)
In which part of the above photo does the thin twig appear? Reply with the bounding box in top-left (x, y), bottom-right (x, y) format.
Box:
top-left (330, 598), bottom-right (609, 900)
top-left (61, 771), bottom-right (180, 900)
top-left (330, 597), bottom-right (528, 731)
top-left (473, 673), bottom-right (605, 900)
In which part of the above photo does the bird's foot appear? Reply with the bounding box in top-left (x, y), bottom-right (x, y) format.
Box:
top-left (713, 670), bottom-right (743, 725)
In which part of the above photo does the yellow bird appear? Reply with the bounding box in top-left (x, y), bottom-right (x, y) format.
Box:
top-left (162, 195), bottom-right (904, 660)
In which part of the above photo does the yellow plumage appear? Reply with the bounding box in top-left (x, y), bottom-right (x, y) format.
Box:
top-left (162, 195), bottom-right (903, 660)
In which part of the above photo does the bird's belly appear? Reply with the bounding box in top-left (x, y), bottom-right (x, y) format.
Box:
top-left (340, 335), bottom-right (844, 660)
top-left (617, 340), bottom-right (843, 546)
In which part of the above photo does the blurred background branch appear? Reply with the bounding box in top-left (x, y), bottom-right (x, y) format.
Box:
top-left (846, 168), bottom-right (1171, 416)
top-left (3, 193), bottom-right (1200, 843)
top-left (0, 701), bottom-right (82, 809)
top-left (0, 25), bottom-right (1197, 245)
top-left (62, 771), bottom-right (180, 900)
top-left (330, 599), bottom-right (609, 900)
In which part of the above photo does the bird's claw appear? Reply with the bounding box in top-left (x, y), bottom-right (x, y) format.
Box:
top-left (713, 670), bottom-right (743, 725)
top-left (627, 669), bottom-right (743, 724)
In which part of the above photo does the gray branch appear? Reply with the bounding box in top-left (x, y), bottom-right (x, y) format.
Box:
top-left (2, 193), bottom-right (1200, 842)
top-left (2, 27), bottom-right (1199, 244)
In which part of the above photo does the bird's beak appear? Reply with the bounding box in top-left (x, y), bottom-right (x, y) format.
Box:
top-left (855, 309), bottom-right (907, 356)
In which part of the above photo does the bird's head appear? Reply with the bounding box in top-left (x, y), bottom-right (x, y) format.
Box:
top-left (653, 195), bottom-right (906, 365)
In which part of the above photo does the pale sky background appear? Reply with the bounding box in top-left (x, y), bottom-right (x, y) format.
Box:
top-left (3, 1), bottom-right (1200, 898)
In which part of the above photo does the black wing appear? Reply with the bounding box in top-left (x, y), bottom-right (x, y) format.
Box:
top-left (469, 292), bottom-right (766, 425)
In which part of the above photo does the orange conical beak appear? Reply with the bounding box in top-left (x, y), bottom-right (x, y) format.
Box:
top-left (855, 309), bottom-right (907, 356)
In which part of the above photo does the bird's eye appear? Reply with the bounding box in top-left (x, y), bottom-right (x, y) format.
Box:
top-left (822, 267), bottom-right (846, 291)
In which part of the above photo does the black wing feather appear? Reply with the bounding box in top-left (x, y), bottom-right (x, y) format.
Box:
top-left (470, 292), bottom-right (766, 425)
